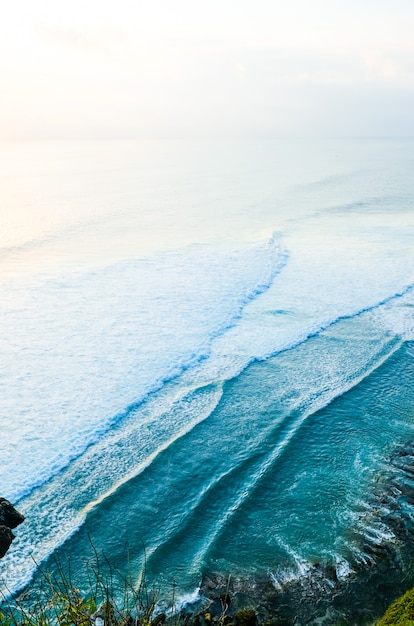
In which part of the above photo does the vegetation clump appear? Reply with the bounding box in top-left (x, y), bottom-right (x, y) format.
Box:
top-left (376, 587), bottom-right (414, 626)
top-left (0, 547), bottom-right (259, 626)
top-left (0, 552), bottom-right (160, 626)
top-left (234, 609), bottom-right (256, 626)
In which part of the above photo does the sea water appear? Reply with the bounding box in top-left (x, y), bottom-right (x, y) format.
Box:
top-left (1, 138), bottom-right (414, 603)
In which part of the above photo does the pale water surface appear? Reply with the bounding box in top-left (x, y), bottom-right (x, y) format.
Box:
top-left (1, 138), bottom-right (414, 601)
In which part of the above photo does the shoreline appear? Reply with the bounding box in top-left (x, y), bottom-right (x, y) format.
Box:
top-left (6, 441), bottom-right (414, 625)
top-left (183, 439), bottom-right (414, 625)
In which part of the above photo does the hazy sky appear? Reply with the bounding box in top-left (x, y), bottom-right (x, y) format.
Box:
top-left (1, 0), bottom-right (414, 139)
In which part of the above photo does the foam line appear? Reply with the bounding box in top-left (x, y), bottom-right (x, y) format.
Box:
top-left (139, 335), bottom-right (402, 576)
top-left (150, 335), bottom-right (403, 571)
top-left (10, 235), bottom-right (289, 505)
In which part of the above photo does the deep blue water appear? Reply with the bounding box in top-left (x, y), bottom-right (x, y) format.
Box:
top-left (1, 138), bottom-right (414, 604)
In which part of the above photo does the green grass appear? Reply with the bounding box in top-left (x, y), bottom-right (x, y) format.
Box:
top-left (0, 547), bottom-right (244, 626)
top-left (0, 550), bottom-right (163, 626)
top-left (6, 551), bottom-right (414, 626)
top-left (376, 587), bottom-right (414, 626)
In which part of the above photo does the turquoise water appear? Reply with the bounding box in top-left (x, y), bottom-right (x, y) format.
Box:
top-left (1, 138), bottom-right (414, 604)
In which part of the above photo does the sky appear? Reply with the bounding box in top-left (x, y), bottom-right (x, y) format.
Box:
top-left (1, 0), bottom-right (414, 139)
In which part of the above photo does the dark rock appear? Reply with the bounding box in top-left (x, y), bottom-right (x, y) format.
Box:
top-left (220, 593), bottom-right (231, 610)
top-left (93, 601), bottom-right (116, 626)
top-left (235, 609), bottom-right (257, 626)
top-left (262, 618), bottom-right (291, 626)
top-left (0, 498), bottom-right (25, 529)
top-left (324, 564), bottom-right (338, 582)
top-left (0, 524), bottom-right (15, 558)
top-left (150, 613), bottom-right (166, 626)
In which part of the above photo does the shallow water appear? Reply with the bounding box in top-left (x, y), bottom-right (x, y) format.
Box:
top-left (1, 138), bottom-right (414, 605)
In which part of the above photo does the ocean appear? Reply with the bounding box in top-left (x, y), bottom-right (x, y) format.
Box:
top-left (1, 137), bottom-right (414, 615)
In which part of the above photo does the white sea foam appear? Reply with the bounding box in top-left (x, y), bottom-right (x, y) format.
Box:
top-left (2, 138), bottom-right (414, 598)
top-left (0, 237), bottom-right (287, 503)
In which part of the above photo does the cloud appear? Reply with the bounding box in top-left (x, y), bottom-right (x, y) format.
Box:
top-left (34, 22), bottom-right (126, 58)
top-left (363, 50), bottom-right (414, 86)
top-left (1, 1), bottom-right (414, 138)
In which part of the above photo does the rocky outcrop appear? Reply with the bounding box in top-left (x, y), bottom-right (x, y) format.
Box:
top-left (0, 498), bottom-right (24, 558)
top-left (0, 525), bottom-right (15, 558)
top-left (0, 497), bottom-right (25, 529)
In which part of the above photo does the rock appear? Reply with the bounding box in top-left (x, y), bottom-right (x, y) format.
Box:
top-left (262, 618), bottom-right (291, 626)
top-left (0, 524), bottom-right (15, 558)
top-left (324, 564), bottom-right (338, 582)
top-left (0, 498), bottom-right (25, 529)
top-left (150, 614), bottom-right (166, 626)
top-left (220, 593), bottom-right (231, 610)
top-left (92, 601), bottom-right (116, 626)
top-left (235, 609), bottom-right (257, 626)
